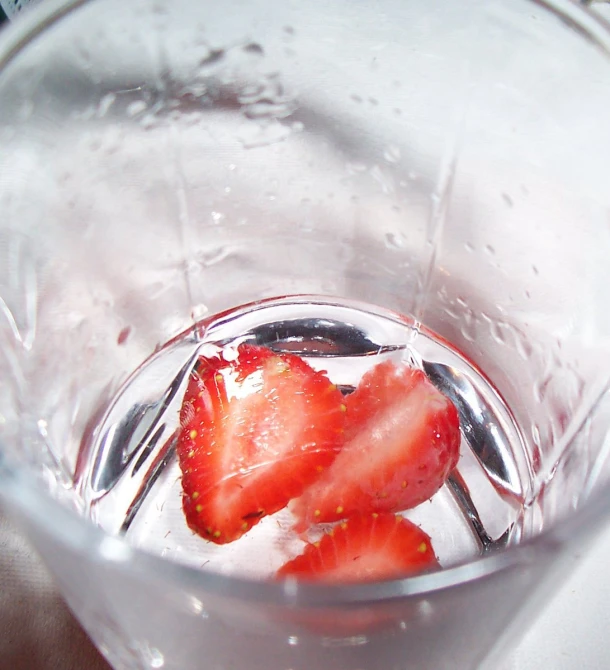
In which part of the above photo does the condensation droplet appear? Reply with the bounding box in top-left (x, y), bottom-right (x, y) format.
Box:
top-left (350, 93), bottom-right (363, 104)
top-left (117, 326), bottom-right (132, 345)
top-left (489, 319), bottom-right (506, 345)
top-left (18, 100), bottom-right (34, 121)
top-left (383, 145), bottom-right (401, 164)
top-left (191, 303), bottom-right (209, 321)
top-left (198, 48), bottom-right (225, 70)
top-left (485, 245), bottom-right (496, 255)
top-left (502, 193), bottom-right (514, 207)
top-left (127, 100), bottom-right (147, 117)
top-left (140, 644), bottom-right (164, 669)
top-left (284, 25), bottom-right (295, 35)
top-left (531, 424), bottom-right (541, 446)
top-left (291, 121), bottom-right (304, 132)
top-left (385, 232), bottom-right (405, 249)
top-left (97, 93), bottom-right (116, 118)
top-left (464, 242), bottom-right (475, 253)
top-left (242, 42), bottom-right (264, 56)
top-left (237, 119), bottom-right (291, 149)
top-left (514, 331), bottom-right (533, 360)
top-left (532, 265), bottom-right (539, 276)
top-left (287, 635), bottom-right (299, 646)
top-left (346, 161), bottom-right (367, 174)
top-left (140, 113), bottom-right (158, 131)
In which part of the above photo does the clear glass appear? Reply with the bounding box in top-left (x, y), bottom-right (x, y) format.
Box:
top-left (1, 0), bottom-right (610, 668)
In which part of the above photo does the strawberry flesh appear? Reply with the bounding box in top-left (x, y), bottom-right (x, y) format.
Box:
top-left (276, 513), bottom-right (439, 582)
top-left (291, 360), bottom-right (461, 527)
top-left (177, 344), bottom-right (346, 544)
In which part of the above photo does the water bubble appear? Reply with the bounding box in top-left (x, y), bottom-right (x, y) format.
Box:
top-left (383, 145), bottom-right (401, 164)
top-left (287, 636), bottom-right (299, 646)
top-left (211, 211), bottom-right (225, 224)
top-left (291, 121), bottom-right (304, 132)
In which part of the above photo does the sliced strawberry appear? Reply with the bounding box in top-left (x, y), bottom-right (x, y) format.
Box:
top-left (177, 343), bottom-right (346, 544)
top-left (291, 360), bottom-right (460, 526)
top-left (276, 513), bottom-right (439, 582)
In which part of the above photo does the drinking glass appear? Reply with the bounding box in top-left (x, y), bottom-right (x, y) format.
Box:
top-left (1, 0), bottom-right (610, 668)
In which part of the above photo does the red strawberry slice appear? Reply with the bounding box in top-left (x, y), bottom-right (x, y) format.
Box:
top-left (291, 360), bottom-right (460, 527)
top-left (177, 343), bottom-right (346, 544)
top-left (276, 513), bottom-right (439, 582)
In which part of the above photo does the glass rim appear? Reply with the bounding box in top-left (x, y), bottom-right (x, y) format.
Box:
top-left (1, 0), bottom-right (610, 608)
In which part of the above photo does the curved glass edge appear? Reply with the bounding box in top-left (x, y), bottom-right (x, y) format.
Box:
top-left (0, 449), bottom-right (566, 607)
top-left (0, 0), bottom-right (609, 605)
